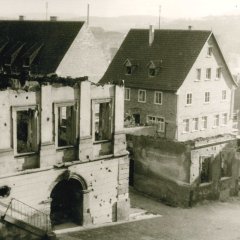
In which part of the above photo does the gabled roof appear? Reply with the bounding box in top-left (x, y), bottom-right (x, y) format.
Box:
top-left (0, 20), bottom-right (84, 74)
top-left (100, 29), bottom-right (235, 91)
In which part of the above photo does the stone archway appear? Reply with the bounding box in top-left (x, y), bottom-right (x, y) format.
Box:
top-left (50, 173), bottom-right (88, 226)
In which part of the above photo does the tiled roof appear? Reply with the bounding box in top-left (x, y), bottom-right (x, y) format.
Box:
top-left (100, 29), bottom-right (213, 91)
top-left (0, 20), bottom-right (84, 74)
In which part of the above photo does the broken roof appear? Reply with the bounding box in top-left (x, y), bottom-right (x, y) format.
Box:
top-left (0, 20), bottom-right (84, 74)
top-left (100, 29), bottom-right (235, 91)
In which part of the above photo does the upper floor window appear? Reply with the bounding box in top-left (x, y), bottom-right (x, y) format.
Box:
top-left (193, 118), bottom-right (199, 131)
top-left (183, 119), bottom-right (190, 132)
top-left (206, 68), bottom-right (211, 80)
top-left (222, 90), bottom-right (227, 100)
top-left (186, 93), bottom-right (192, 105)
top-left (202, 116), bottom-right (208, 129)
top-left (207, 47), bottom-right (213, 57)
top-left (216, 67), bottom-right (222, 79)
top-left (125, 88), bottom-right (130, 101)
top-left (213, 114), bottom-right (220, 127)
top-left (138, 89), bottom-right (146, 103)
top-left (154, 91), bottom-right (162, 105)
top-left (196, 68), bottom-right (201, 81)
top-left (124, 59), bottom-right (137, 75)
top-left (205, 92), bottom-right (210, 103)
top-left (222, 113), bottom-right (228, 125)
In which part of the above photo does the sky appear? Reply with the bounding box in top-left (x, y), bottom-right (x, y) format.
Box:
top-left (0, 0), bottom-right (240, 19)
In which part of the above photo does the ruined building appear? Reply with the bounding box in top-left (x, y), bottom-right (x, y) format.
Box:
top-left (0, 19), bottom-right (129, 239)
top-left (101, 26), bottom-right (240, 207)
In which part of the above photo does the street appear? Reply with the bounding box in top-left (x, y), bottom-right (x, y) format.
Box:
top-left (57, 188), bottom-right (240, 240)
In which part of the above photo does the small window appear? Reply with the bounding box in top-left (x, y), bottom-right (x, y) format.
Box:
top-left (213, 114), bottom-right (220, 127)
top-left (205, 92), bottom-right (210, 103)
top-left (196, 68), bottom-right (201, 80)
top-left (147, 116), bottom-right (156, 125)
top-left (222, 90), bottom-right (226, 100)
top-left (138, 89), bottom-right (146, 103)
top-left (216, 67), bottom-right (222, 79)
top-left (183, 119), bottom-right (190, 132)
top-left (125, 88), bottom-right (130, 101)
top-left (149, 67), bottom-right (156, 77)
top-left (206, 68), bottom-right (211, 80)
top-left (16, 109), bottom-right (38, 154)
top-left (154, 91), bottom-right (162, 105)
top-left (222, 113), bottom-right (227, 125)
top-left (200, 157), bottom-right (211, 183)
top-left (202, 116), bottom-right (207, 129)
top-left (57, 105), bottom-right (76, 147)
top-left (193, 118), bottom-right (198, 131)
top-left (186, 93), bottom-right (192, 105)
top-left (126, 66), bottom-right (132, 75)
top-left (207, 47), bottom-right (213, 57)
top-left (156, 117), bottom-right (165, 132)
top-left (94, 102), bottom-right (112, 141)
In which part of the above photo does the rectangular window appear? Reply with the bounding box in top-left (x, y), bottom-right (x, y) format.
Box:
top-left (126, 66), bottom-right (132, 75)
top-left (221, 152), bottom-right (231, 178)
top-left (207, 47), bottom-right (213, 56)
top-left (222, 113), bottom-right (228, 125)
top-left (202, 116), bottom-right (207, 129)
top-left (200, 157), bottom-right (211, 183)
top-left (94, 102), bottom-right (112, 141)
top-left (138, 89), bottom-right (146, 103)
top-left (213, 114), bottom-right (220, 127)
top-left (57, 105), bottom-right (76, 147)
top-left (222, 90), bottom-right (226, 100)
top-left (154, 91), bottom-right (162, 105)
top-left (183, 119), bottom-right (190, 132)
top-left (156, 117), bottom-right (165, 132)
top-left (125, 88), bottom-right (130, 101)
top-left (186, 93), bottom-right (192, 105)
top-left (147, 116), bottom-right (156, 125)
top-left (206, 68), bottom-right (211, 80)
top-left (193, 118), bottom-right (198, 131)
top-left (196, 68), bottom-right (201, 80)
top-left (205, 92), bottom-right (210, 103)
top-left (216, 67), bottom-right (222, 79)
top-left (16, 109), bottom-right (38, 154)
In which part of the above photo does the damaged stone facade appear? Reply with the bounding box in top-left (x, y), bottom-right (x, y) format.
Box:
top-left (0, 78), bottom-right (129, 226)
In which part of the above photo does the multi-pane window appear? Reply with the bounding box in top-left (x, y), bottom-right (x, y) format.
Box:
top-left (202, 116), bottom-right (207, 129)
top-left (186, 93), bottom-right (192, 105)
top-left (125, 88), bottom-right (130, 101)
top-left (183, 119), bottom-right (190, 132)
top-left (154, 91), bottom-right (162, 105)
top-left (193, 118), bottom-right (199, 131)
top-left (138, 89), bottom-right (146, 103)
top-left (196, 68), bottom-right (201, 80)
top-left (216, 67), bottom-right (222, 79)
top-left (147, 116), bottom-right (165, 132)
top-left (205, 92), bottom-right (210, 103)
top-left (207, 47), bottom-right (213, 56)
top-left (206, 68), bottom-right (211, 80)
top-left (222, 90), bottom-right (226, 100)
top-left (147, 116), bottom-right (156, 125)
top-left (222, 113), bottom-right (228, 125)
top-left (213, 114), bottom-right (220, 127)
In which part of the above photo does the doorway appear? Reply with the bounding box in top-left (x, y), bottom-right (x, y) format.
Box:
top-left (50, 178), bottom-right (83, 226)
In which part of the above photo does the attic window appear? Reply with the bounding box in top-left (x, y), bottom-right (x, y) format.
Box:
top-left (149, 67), bottom-right (156, 77)
top-left (207, 47), bottom-right (213, 57)
top-left (126, 66), bottom-right (132, 75)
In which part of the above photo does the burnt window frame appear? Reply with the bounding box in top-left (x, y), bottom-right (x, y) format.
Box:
top-left (12, 105), bottom-right (39, 156)
top-left (54, 101), bottom-right (79, 149)
top-left (92, 98), bottom-right (113, 143)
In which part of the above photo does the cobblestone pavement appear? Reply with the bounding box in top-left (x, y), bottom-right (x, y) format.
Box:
top-left (57, 189), bottom-right (240, 240)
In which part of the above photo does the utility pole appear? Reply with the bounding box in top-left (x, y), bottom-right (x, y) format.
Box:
top-left (159, 5), bottom-right (161, 29)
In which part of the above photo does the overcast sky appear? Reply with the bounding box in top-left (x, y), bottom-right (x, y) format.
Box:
top-left (0, 0), bottom-right (240, 19)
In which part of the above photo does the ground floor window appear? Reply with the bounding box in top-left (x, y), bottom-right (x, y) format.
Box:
top-left (147, 115), bottom-right (165, 132)
top-left (221, 152), bottom-right (232, 178)
top-left (200, 157), bottom-right (211, 183)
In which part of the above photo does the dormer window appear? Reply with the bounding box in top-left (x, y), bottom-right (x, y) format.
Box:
top-left (124, 59), bottom-right (138, 75)
top-left (148, 60), bottom-right (161, 77)
top-left (126, 66), bottom-right (132, 75)
top-left (149, 67), bottom-right (156, 77)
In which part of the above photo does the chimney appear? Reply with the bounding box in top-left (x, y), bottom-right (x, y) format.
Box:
top-left (87, 3), bottom-right (90, 26)
top-left (19, 15), bottom-right (25, 21)
top-left (188, 25), bottom-right (192, 30)
top-left (50, 16), bottom-right (57, 21)
top-left (149, 25), bottom-right (154, 46)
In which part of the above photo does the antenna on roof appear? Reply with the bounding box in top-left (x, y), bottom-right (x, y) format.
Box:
top-left (87, 3), bottom-right (90, 26)
top-left (158, 5), bottom-right (161, 29)
top-left (45, 1), bottom-right (48, 21)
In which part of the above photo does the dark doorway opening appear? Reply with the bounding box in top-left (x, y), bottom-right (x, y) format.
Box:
top-left (129, 158), bottom-right (134, 186)
top-left (133, 113), bottom-right (140, 125)
top-left (50, 178), bottom-right (83, 226)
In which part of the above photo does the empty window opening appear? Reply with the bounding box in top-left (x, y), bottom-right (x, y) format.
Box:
top-left (149, 67), bottom-right (156, 76)
top-left (221, 152), bottom-right (231, 178)
top-left (200, 157), bottom-right (211, 183)
top-left (58, 106), bottom-right (75, 147)
top-left (0, 186), bottom-right (11, 198)
top-left (133, 113), bottom-right (141, 125)
top-left (94, 102), bottom-right (112, 141)
top-left (17, 110), bottom-right (37, 154)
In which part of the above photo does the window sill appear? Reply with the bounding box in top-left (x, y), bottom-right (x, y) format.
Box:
top-left (191, 129), bottom-right (198, 132)
top-left (15, 152), bottom-right (38, 158)
top-left (199, 181), bottom-right (212, 187)
top-left (203, 102), bottom-right (210, 105)
top-left (154, 102), bottom-right (162, 105)
top-left (194, 79), bottom-right (200, 82)
top-left (125, 99), bottom-right (130, 101)
top-left (138, 101), bottom-right (146, 103)
top-left (93, 139), bottom-right (112, 144)
top-left (215, 78), bottom-right (221, 81)
top-left (182, 131), bottom-right (190, 134)
top-left (220, 176), bottom-right (232, 181)
top-left (204, 79), bottom-right (211, 81)
top-left (185, 104), bottom-right (192, 107)
top-left (56, 145), bottom-right (75, 151)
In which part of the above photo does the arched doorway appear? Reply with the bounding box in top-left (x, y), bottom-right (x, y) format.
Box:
top-left (50, 178), bottom-right (84, 226)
